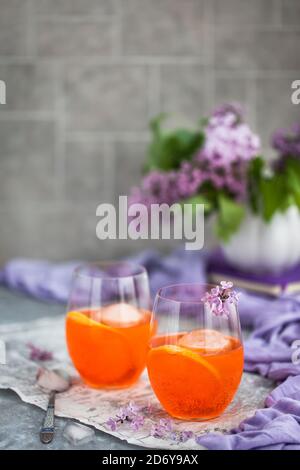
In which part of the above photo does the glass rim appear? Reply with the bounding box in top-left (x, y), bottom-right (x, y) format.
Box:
top-left (156, 283), bottom-right (223, 305)
top-left (73, 261), bottom-right (147, 281)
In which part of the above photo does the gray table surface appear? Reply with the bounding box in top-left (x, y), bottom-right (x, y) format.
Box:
top-left (0, 287), bottom-right (142, 450)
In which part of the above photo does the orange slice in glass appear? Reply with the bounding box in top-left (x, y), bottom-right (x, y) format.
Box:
top-left (66, 310), bottom-right (134, 386)
top-left (178, 329), bottom-right (232, 354)
top-left (147, 344), bottom-right (221, 418)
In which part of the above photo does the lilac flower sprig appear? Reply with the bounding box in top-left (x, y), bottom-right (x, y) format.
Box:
top-left (197, 103), bottom-right (260, 169)
top-left (106, 401), bottom-right (145, 432)
top-left (107, 402), bottom-right (197, 445)
top-left (151, 419), bottom-right (194, 443)
top-left (201, 281), bottom-right (239, 317)
top-left (129, 103), bottom-right (260, 234)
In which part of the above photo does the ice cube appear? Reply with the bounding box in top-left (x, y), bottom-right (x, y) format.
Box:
top-left (36, 368), bottom-right (70, 392)
top-left (63, 421), bottom-right (95, 446)
top-left (101, 303), bottom-right (142, 326)
top-left (178, 329), bottom-right (231, 354)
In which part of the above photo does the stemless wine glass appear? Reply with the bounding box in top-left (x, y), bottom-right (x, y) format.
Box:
top-left (66, 261), bottom-right (151, 389)
top-left (147, 283), bottom-right (244, 420)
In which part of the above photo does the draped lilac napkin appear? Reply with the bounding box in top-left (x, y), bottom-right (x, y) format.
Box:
top-left (197, 375), bottom-right (300, 450)
top-left (0, 248), bottom-right (207, 303)
top-left (1, 247), bottom-right (300, 450)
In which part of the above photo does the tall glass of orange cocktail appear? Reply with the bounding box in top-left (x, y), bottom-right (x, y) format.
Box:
top-left (147, 283), bottom-right (243, 420)
top-left (66, 262), bottom-right (152, 388)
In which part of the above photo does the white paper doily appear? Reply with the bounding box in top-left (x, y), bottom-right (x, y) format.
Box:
top-left (0, 316), bottom-right (274, 450)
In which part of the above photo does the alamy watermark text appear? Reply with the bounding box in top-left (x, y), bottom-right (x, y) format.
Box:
top-left (96, 196), bottom-right (204, 250)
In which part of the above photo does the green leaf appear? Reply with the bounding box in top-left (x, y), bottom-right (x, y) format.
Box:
top-left (260, 175), bottom-right (286, 221)
top-left (145, 115), bottom-right (204, 172)
top-left (247, 156), bottom-right (265, 214)
top-left (284, 157), bottom-right (300, 209)
top-left (215, 194), bottom-right (245, 242)
top-left (281, 193), bottom-right (297, 211)
top-left (286, 167), bottom-right (300, 205)
top-left (182, 194), bottom-right (213, 215)
top-left (149, 113), bottom-right (167, 136)
top-left (285, 156), bottom-right (300, 177)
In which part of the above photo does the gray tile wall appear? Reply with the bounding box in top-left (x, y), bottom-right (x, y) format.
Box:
top-left (0, 0), bottom-right (299, 262)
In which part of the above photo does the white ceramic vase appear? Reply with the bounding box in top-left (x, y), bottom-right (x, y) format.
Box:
top-left (221, 205), bottom-right (300, 273)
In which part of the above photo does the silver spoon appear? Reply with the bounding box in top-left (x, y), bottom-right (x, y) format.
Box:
top-left (37, 368), bottom-right (71, 444)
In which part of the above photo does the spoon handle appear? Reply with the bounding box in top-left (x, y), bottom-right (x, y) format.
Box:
top-left (40, 391), bottom-right (56, 444)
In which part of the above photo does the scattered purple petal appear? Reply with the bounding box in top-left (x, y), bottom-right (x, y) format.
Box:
top-left (107, 401), bottom-right (145, 432)
top-left (150, 423), bottom-right (167, 438)
top-left (130, 415), bottom-right (145, 431)
top-left (106, 417), bottom-right (118, 432)
top-left (27, 343), bottom-right (53, 362)
top-left (170, 431), bottom-right (179, 441)
top-left (105, 402), bottom-right (201, 446)
top-left (179, 431), bottom-right (194, 442)
top-left (116, 406), bottom-right (129, 421)
top-left (150, 418), bottom-right (174, 439)
top-left (159, 418), bottom-right (173, 432)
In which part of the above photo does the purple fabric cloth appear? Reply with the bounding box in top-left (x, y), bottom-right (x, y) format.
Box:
top-left (238, 293), bottom-right (300, 381)
top-left (1, 247), bottom-right (300, 450)
top-left (0, 259), bottom-right (79, 303)
top-left (197, 376), bottom-right (300, 450)
top-left (208, 249), bottom-right (300, 291)
top-left (0, 248), bottom-right (207, 303)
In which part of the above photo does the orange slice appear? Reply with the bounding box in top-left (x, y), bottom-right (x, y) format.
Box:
top-left (67, 310), bottom-right (101, 326)
top-left (178, 329), bottom-right (232, 355)
top-left (147, 345), bottom-right (221, 418)
top-left (66, 310), bottom-right (134, 386)
top-left (148, 344), bottom-right (221, 379)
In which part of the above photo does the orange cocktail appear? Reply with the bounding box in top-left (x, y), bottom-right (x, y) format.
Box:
top-left (147, 329), bottom-right (243, 420)
top-left (66, 303), bottom-right (152, 388)
top-left (66, 261), bottom-right (152, 389)
top-left (147, 283), bottom-right (244, 420)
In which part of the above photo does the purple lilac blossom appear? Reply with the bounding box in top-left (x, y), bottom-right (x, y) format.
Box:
top-left (151, 420), bottom-right (194, 443)
top-left (198, 103), bottom-right (260, 168)
top-left (159, 418), bottom-right (173, 432)
top-left (178, 430), bottom-right (194, 442)
top-left (106, 401), bottom-right (145, 432)
top-left (129, 104), bottom-right (260, 207)
top-left (150, 423), bottom-right (168, 438)
top-left (130, 414), bottom-right (145, 431)
top-left (201, 281), bottom-right (239, 317)
top-left (150, 419), bottom-right (173, 438)
top-left (272, 123), bottom-right (300, 158)
top-left (106, 417), bottom-right (118, 432)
